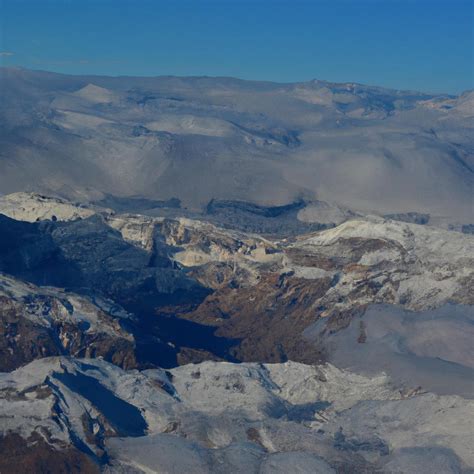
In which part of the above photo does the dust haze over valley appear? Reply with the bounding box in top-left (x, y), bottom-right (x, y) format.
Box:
top-left (1, 67), bottom-right (473, 222)
top-left (0, 64), bottom-right (473, 472)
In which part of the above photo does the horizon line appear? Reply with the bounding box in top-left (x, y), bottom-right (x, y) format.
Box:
top-left (1, 65), bottom-right (468, 97)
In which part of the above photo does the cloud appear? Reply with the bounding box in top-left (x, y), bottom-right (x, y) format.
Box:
top-left (0, 52), bottom-right (14, 57)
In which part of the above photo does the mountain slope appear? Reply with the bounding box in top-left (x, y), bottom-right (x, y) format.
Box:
top-left (1, 356), bottom-right (473, 473)
top-left (0, 193), bottom-right (472, 373)
top-left (0, 193), bottom-right (472, 472)
top-left (1, 67), bottom-right (472, 222)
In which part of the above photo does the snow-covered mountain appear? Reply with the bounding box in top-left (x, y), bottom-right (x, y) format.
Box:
top-left (1, 356), bottom-right (472, 473)
top-left (0, 66), bottom-right (473, 473)
top-left (0, 68), bottom-right (472, 225)
top-left (0, 192), bottom-right (472, 371)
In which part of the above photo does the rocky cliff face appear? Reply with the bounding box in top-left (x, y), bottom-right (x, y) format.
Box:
top-left (0, 274), bottom-right (137, 371)
top-left (1, 192), bottom-right (473, 367)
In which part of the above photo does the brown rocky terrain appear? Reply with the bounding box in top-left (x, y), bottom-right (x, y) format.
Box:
top-left (0, 433), bottom-right (100, 474)
top-left (1, 194), bottom-right (473, 371)
top-left (0, 275), bottom-right (138, 371)
top-left (177, 273), bottom-right (332, 363)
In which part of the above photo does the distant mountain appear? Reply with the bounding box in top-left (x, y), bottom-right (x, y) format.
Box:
top-left (0, 67), bottom-right (472, 222)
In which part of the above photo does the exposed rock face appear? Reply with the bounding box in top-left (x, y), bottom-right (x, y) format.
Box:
top-left (288, 218), bottom-right (474, 311)
top-left (106, 214), bottom-right (160, 251)
top-left (0, 274), bottom-right (138, 371)
top-left (160, 217), bottom-right (282, 287)
top-left (0, 211), bottom-right (207, 309)
top-left (0, 192), bottom-right (101, 222)
top-left (1, 194), bottom-right (473, 370)
top-left (179, 273), bottom-right (332, 363)
top-left (168, 215), bottom-right (474, 364)
top-left (0, 433), bottom-right (100, 474)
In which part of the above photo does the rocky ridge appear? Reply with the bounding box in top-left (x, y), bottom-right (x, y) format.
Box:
top-left (0, 273), bottom-right (137, 371)
top-left (0, 192), bottom-right (472, 472)
top-left (1, 356), bottom-right (473, 473)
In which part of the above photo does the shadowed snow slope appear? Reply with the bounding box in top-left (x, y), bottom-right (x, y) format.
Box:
top-left (305, 304), bottom-right (474, 398)
top-left (1, 357), bottom-right (473, 473)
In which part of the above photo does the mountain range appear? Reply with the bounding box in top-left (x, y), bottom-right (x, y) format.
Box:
top-left (1, 67), bottom-right (472, 223)
top-left (0, 192), bottom-right (472, 472)
top-left (0, 68), bottom-right (473, 473)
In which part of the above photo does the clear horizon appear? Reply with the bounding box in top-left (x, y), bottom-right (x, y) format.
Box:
top-left (0, 0), bottom-right (473, 94)
top-left (2, 65), bottom-right (472, 97)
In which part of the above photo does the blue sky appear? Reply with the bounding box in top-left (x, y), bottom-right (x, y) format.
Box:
top-left (0, 0), bottom-right (472, 93)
